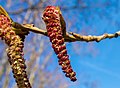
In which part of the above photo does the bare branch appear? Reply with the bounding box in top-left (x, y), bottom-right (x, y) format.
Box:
top-left (12, 22), bottom-right (120, 43)
top-left (69, 31), bottom-right (120, 42)
top-left (12, 22), bottom-right (47, 36)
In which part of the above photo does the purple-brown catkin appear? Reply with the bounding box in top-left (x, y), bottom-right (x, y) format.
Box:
top-left (42, 6), bottom-right (77, 82)
top-left (0, 15), bottom-right (31, 88)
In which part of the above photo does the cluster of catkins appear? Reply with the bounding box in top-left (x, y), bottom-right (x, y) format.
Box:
top-left (42, 6), bottom-right (77, 81)
top-left (0, 15), bottom-right (31, 88)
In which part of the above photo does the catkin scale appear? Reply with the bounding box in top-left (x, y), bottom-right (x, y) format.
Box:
top-left (42, 6), bottom-right (77, 82)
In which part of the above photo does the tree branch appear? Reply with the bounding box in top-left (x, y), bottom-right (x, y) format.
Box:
top-left (12, 22), bottom-right (47, 36)
top-left (12, 22), bottom-right (120, 42)
top-left (68, 31), bottom-right (120, 42)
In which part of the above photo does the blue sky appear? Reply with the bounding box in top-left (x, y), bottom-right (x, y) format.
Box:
top-left (57, 0), bottom-right (120, 88)
top-left (1, 0), bottom-right (120, 88)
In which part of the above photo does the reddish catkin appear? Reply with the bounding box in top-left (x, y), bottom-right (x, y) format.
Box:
top-left (0, 15), bottom-right (31, 88)
top-left (42, 6), bottom-right (77, 81)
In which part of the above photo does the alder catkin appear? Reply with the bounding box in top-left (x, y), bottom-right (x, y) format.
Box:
top-left (0, 15), bottom-right (31, 88)
top-left (42, 6), bottom-right (77, 82)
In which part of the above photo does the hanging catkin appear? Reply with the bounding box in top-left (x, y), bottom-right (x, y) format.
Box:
top-left (42, 6), bottom-right (77, 82)
top-left (0, 14), bottom-right (31, 88)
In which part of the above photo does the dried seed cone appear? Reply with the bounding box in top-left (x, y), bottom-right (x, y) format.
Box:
top-left (42, 6), bottom-right (77, 81)
top-left (0, 15), bottom-right (31, 88)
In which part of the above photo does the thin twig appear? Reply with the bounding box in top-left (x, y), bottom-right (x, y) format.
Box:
top-left (12, 22), bottom-right (47, 36)
top-left (69, 31), bottom-right (120, 42)
top-left (12, 22), bottom-right (120, 42)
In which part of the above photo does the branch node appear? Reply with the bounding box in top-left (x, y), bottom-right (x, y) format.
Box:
top-left (115, 33), bottom-right (118, 38)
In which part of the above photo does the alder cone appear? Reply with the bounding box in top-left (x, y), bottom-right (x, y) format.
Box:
top-left (0, 15), bottom-right (31, 88)
top-left (43, 6), bottom-right (77, 82)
